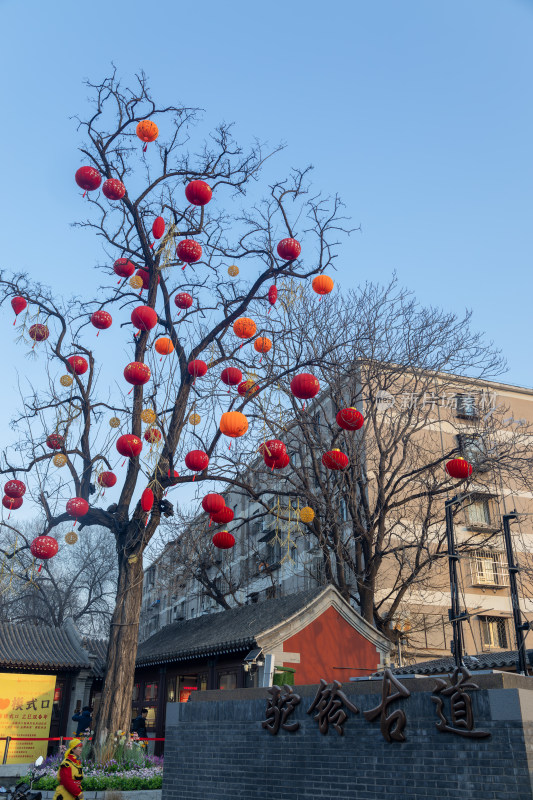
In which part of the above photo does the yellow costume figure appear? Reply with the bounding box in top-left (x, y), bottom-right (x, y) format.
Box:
top-left (52, 738), bottom-right (84, 800)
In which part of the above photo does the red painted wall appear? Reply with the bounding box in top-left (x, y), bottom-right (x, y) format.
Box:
top-left (282, 606), bottom-right (380, 684)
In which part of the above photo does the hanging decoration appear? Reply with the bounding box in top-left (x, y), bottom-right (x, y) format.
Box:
top-left (221, 367), bottom-right (243, 388)
top-left (152, 216), bottom-right (165, 240)
top-left (237, 379), bottom-right (259, 398)
top-left (30, 536), bottom-right (58, 560)
top-left (290, 373), bottom-right (320, 406)
top-left (184, 450), bottom-right (209, 479)
top-left (233, 317), bottom-right (257, 341)
top-left (167, 469), bottom-right (180, 486)
top-left (141, 408), bottom-right (157, 425)
top-left (211, 506), bottom-right (234, 525)
top-left (4, 480), bottom-right (26, 499)
top-left (102, 179), bottom-right (126, 201)
top-left (336, 408), bottom-right (364, 431)
top-left (91, 310), bottom-right (112, 331)
top-left (97, 471), bottom-right (117, 488)
top-left (154, 337), bottom-right (174, 356)
top-left (129, 275), bottom-right (144, 290)
top-left (53, 453), bottom-right (67, 467)
top-left (60, 375), bottom-right (73, 387)
top-left (75, 166), bottom-right (102, 193)
top-left (46, 433), bottom-right (65, 450)
top-left (141, 487), bottom-right (154, 513)
top-left (445, 458), bottom-right (473, 480)
top-left (124, 362), bottom-right (151, 386)
top-left (66, 497), bottom-right (89, 525)
top-left (189, 412), bottom-right (201, 425)
top-left (28, 324), bottom-right (49, 344)
top-left (322, 449), bottom-right (349, 470)
top-left (185, 180), bottom-right (213, 206)
top-left (66, 356), bottom-right (88, 375)
top-left (212, 530), bottom-right (235, 550)
top-left (299, 506), bottom-right (315, 524)
top-left (312, 275), bottom-right (334, 296)
top-left (277, 238), bottom-right (301, 261)
top-left (265, 451), bottom-right (290, 471)
top-left (219, 411), bottom-right (248, 438)
top-left (188, 360), bottom-right (208, 380)
top-left (254, 337), bottom-right (272, 355)
top-left (174, 292), bottom-right (193, 312)
top-left (131, 306), bottom-right (158, 332)
top-left (176, 240), bottom-right (202, 266)
top-left (65, 531), bottom-right (78, 545)
top-left (136, 120), bottom-right (159, 151)
top-left (144, 427), bottom-right (162, 445)
top-left (11, 297), bottom-right (27, 324)
top-left (2, 496), bottom-right (23, 515)
top-left (228, 265), bottom-right (239, 277)
top-left (268, 285), bottom-right (278, 310)
top-left (109, 416), bottom-right (120, 428)
top-left (202, 493), bottom-right (225, 524)
top-left (114, 258), bottom-right (136, 281)
top-left (135, 269), bottom-right (160, 291)
top-left (116, 434), bottom-right (143, 460)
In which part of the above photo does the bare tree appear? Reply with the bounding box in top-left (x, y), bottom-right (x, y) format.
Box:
top-left (0, 523), bottom-right (116, 635)
top-left (0, 70), bottom-right (350, 744)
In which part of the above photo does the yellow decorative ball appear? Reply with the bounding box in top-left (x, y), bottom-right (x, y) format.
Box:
top-left (299, 506), bottom-right (315, 524)
top-left (228, 265), bottom-right (239, 277)
top-left (129, 275), bottom-right (143, 290)
top-left (189, 413), bottom-right (201, 426)
top-left (109, 416), bottom-right (120, 428)
top-left (53, 453), bottom-right (68, 468)
top-left (65, 531), bottom-right (78, 545)
top-left (60, 375), bottom-right (73, 388)
top-left (141, 408), bottom-right (157, 425)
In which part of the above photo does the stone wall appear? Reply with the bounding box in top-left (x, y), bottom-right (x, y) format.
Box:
top-left (162, 672), bottom-right (533, 800)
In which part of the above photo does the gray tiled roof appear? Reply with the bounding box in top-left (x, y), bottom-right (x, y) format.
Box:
top-left (0, 620), bottom-right (91, 670)
top-left (392, 649), bottom-right (533, 675)
top-left (82, 636), bottom-right (108, 677)
top-left (136, 587), bottom-right (324, 666)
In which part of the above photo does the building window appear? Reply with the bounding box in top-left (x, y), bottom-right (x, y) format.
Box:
top-left (145, 682), bottom-right (158, 702)
top-left (458, 434), bottom-right (489, 472)
top-left (470, 550), bottom-right (509, 587)
top-left (464, 494), bottom-right (498, 530)
top-left (479, 616), bottom-right (508, 649)
top-left (455, 394), bottom-right (478, 420)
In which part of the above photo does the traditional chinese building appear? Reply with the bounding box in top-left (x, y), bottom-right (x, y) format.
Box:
top-left (0, 618), bottom-right (106, 741)
top-left (133, 585), bottom-right (390, 742)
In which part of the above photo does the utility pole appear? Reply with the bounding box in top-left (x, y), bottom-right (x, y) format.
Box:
top-left (445, 496), bottom-right (466, 668)
top-left (502, 511), bottom-right (530, 676)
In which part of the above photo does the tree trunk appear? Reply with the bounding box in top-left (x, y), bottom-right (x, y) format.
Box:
top-left (93, 549), bottom-right (144, 746)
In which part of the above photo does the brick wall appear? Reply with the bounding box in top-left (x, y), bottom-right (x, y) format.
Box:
top-left (162, 675), bottom-right (533, 800)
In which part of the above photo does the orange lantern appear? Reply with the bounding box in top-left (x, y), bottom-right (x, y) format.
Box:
top-left (254, 337), bottom-right (272, 354)
top-left (136, 120), bottom-right (159, 151)
top-left (312, 275), bottom-right (334, 296)
top-left (233, 317), bottom-right (257, 340)
top-left (154, 337), bottom-right (174, 356)
top-left (219, 411), bottom-right (248, 438)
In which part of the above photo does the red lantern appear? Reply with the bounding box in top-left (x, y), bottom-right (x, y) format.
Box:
top-left (75, 166), bottom-right (102, 192)
top-left (144, 427), bottom-right (161, 444)
top-left (445, 458), bottom-right (473, 480)
top-left (29, 324), bottom-right (49, 343)
top-left (2, 495), bottom-right (23, 510)
top-left (265, 452), bottom-right (290, 470)
top-left (116, 434), bottom-right (143, 459)
top-left (30, 536), bottom-right (58, 560)
top-left (131, 306), bottom-right (158, 331)
top-left (152, 217), bottom-right (165, 239)
top-left (167, 469), bottom-right (180, 485)
top-left (277, 238), bottom-right (301, 261)
top-left (290, 373), bottom-right (320, 401)
top-left (46, 433), bottom-right (64, 450)
top-left (202, 493), bottom-right (225, 516)
top-left (97, 471), bottom-right (117, 488)
top-left (211, 507), bottom-right (234, 525)
top-left (4, 480), bottom-right (26, 499)
top-left (114, 258), bottom-right (135, 279)
top-left (212, 530), bottom-right (235, 550)
top-left (336, 408), bottom-right (364, 431)
top-left (268, 285), bottom-right (278, 307)
top-left (141, 488), bottom-right (154, 513)
top-left (264, 439), bottom-right (286, 460)
top-left (67, 356), bottom-right (88, 375)
top-left (188, 360), bottom-right (207, 379)
top-left (11, 296), bottom-right (27, 323)
top-left (66, 497), bottom-right (89, 519)
top-left (91, 310), bottom-right (112, 330)
top-left (233, 318), bottom-right (257, 340)
top-left (185, 180), bottom-right (213, 206)
top-left (237, 380), bottom-right (259, 397)
top-left (102, 179), bottom-right (126, 201)
top-left (184, 450), bottom-right (209, 474)
top-left (136, 120), bottom-right (159, 145)
top-left (174, 292), bottom-right (193, 310)
top-left (176, 240), bottom-right (202, 264)
top-left (221, 367), bottom-right (242, 387)
top-left (322, 449), bottom-right (349, 470)
top-left (124, 362), bottom-right (151, 386)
